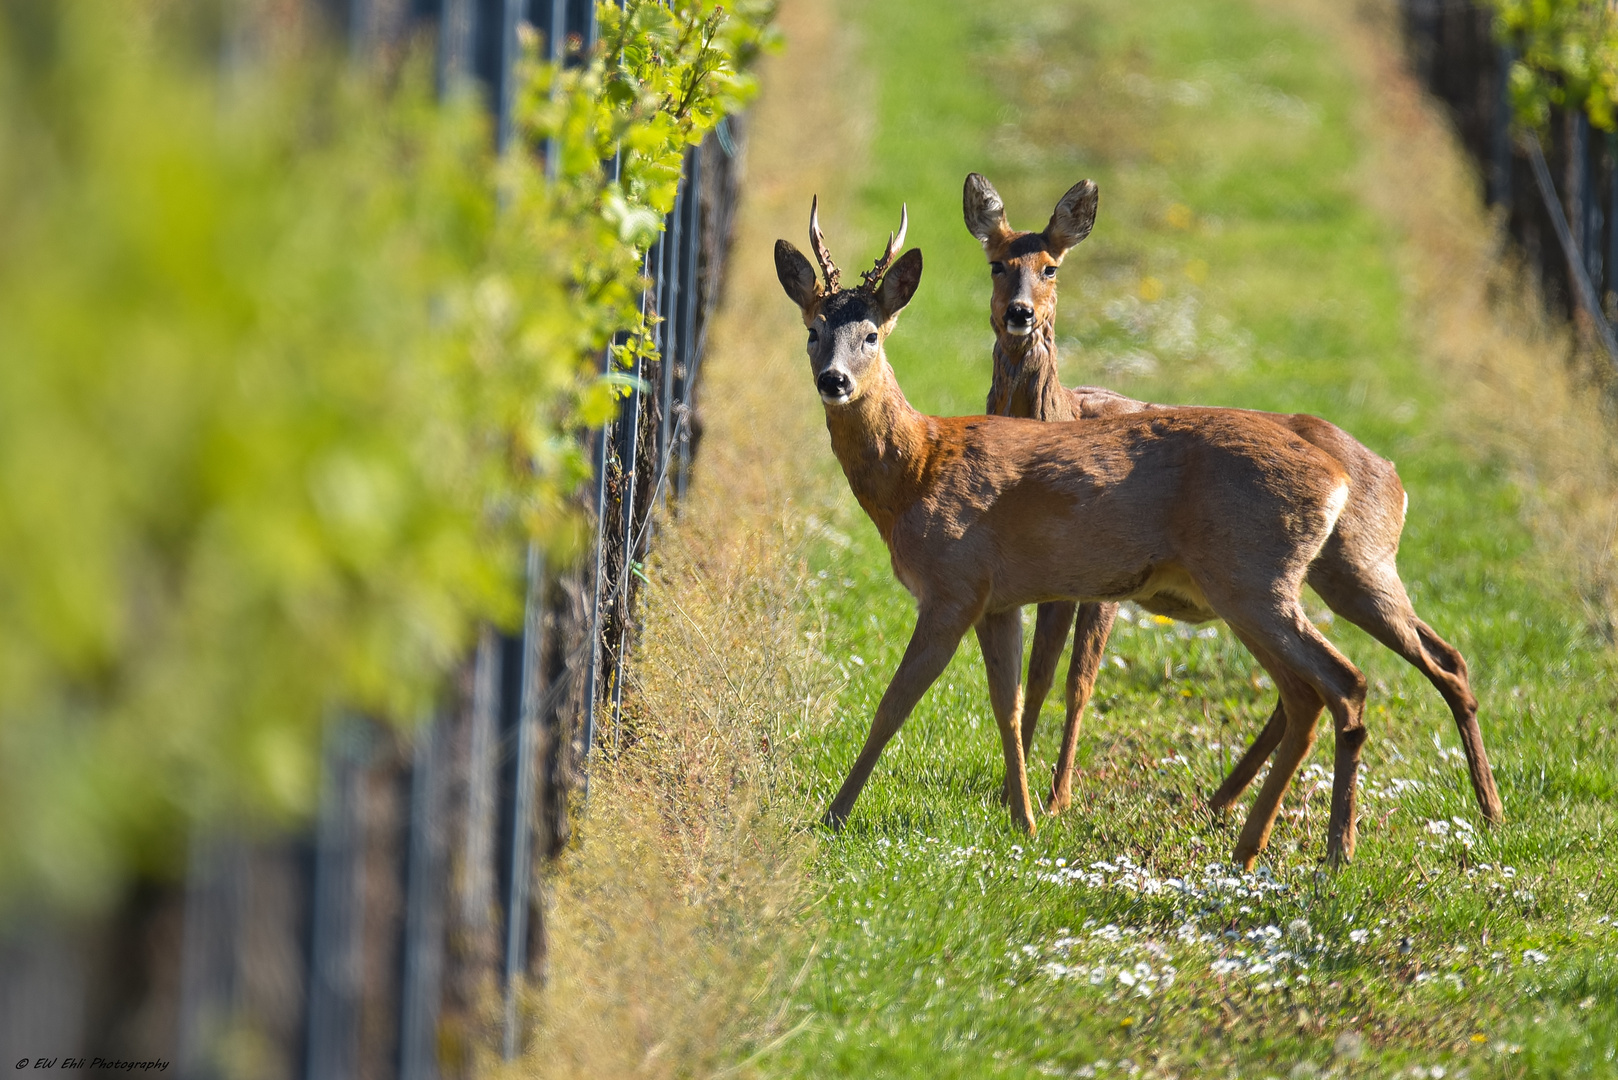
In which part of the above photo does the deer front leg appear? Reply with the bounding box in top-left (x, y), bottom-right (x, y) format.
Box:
top-left (1021, 601), bottom-right (1076, 755)
top-left (977, 607), bottom-right (1037, 834)
top-left (824, 606), bottom-right (972, 830)
top-left (1048, 601), bottom-right (1117, 814)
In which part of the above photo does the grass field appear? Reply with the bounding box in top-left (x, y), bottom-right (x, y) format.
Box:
top-left (738, 0), bottom-right (1618, 1075)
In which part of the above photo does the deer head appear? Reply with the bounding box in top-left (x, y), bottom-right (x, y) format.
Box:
top-left (963, 173), bottom-right (1097, 340)
top-left (775, 198), bottom-right (922, 405)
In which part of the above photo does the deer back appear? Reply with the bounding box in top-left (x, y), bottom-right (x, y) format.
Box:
top-left (883, 408), bottom-right (1351, 617)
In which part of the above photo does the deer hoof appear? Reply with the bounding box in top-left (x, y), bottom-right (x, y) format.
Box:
top-left (820, 808), bottom-right (847, 833)
top-left (1045, 788), bottom-right (1071, 816)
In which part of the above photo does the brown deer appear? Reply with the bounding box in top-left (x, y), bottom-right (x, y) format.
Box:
top-left (776, 199), bottom-right (1377, 867)
top-left (962, 171), bottom-right (1504, 833)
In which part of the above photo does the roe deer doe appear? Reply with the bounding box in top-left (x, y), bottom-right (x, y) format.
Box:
top-left (962, 171), bottom-right (1503, 835)
top-left (776, 199), bottom-right (1378, 866)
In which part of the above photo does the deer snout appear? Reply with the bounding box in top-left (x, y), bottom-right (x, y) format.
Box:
top-left (817, 369), bottom-right (854, 402)
top-left (1004, 300), bottom-right (1036, 335)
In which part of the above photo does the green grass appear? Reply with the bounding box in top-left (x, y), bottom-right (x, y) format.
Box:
top-left (756, 0), bottom-right (1618, 1074)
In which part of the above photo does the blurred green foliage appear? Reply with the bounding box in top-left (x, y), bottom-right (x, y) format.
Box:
top-left (522, 0), bottom-right (776, 406)
top-left (1486, 0), bottom-right (1618, 130)
top-left (0, 0), bottom-right (772, 914)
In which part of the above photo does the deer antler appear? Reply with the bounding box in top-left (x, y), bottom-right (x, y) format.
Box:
top-left (809, 195), bottom-right (841, 293)
top-left (860, 204), bottom-right (909, 291)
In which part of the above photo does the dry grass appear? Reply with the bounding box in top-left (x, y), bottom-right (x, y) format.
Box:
top-left (503, 1), bottom-right (867, 1075)
top-left (1280, 0), bottom-right (1618, 634)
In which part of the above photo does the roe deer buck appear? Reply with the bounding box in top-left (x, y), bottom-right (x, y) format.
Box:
top-left (962, 171), bottom-right (1504, 835)
top-left (776, 199), bottom-right (1375, 867)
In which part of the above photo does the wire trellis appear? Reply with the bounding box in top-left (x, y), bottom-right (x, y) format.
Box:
top-left (0, 3), bottom-right (746, 1078)
top-left (1403, 0), bottom-right (1618, 365)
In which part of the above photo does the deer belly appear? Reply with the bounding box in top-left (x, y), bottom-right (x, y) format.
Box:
top-left (1130, 565), bottom-right (1218, 623)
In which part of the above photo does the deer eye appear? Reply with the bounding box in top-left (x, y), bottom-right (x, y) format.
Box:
top-left (1042, 265), bottom-right (1058, 278)
top-left (807, 328), bottom-right (819, 344)
top-left (990, 261), bottom-right (1006, 275)
top-left (865, 332), bottom-right (879, 345)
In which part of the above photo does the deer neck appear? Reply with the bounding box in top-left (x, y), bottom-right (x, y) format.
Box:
top-left (988, 321), bottom-right (1074, 422)
top-left (822, 358), bottom-right (932, 542)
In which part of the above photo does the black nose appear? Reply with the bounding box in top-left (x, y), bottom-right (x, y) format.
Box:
top-left (1006, 301), bottom-right (1035, 326)
top-left (817, 370), bottom-right (852, 399)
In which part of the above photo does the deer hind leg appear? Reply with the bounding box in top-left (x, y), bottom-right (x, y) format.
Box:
top-left (978, 608), bottom-right (1037, 834)
top-left (1021, 601), bottom-right (1076, 756)
top-left (1311, 562), bottom-right (1503, 824)
top-left (1048, 601), bottom-right (1118, 815)
top-left (1237, 603), bottom-right (1369, 865)
top-left (1412, 618), bottom-right (1502, 823)
top-left (1226, 633), bottom-right (1323, 868)
top-left (1207, 697), bottom-right (1286, 814)
top-left (825, 605), bottom-right (974, 830)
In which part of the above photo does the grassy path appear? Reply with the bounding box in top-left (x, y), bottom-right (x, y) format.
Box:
top-left (739, 0), bottom-right (1618, 1075)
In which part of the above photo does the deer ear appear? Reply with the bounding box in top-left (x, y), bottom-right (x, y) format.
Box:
top-left (775, 240), bottom-right (821, 314)
top-left (963, 173), bottom-right (1012, 248)
top-left (1043, 179), bottom-right (1098, 257)
top-left (878, 248), bottom-right (924, 321)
